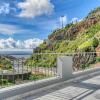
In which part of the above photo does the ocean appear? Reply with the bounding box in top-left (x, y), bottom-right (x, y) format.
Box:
top-left (0, 49), bottom-right (33, 58)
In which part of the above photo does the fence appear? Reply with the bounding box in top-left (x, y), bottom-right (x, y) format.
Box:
top-left (0, 52), bottom-right (100, 88)
top-left (0, 53), bottom-right (58, 88)
top-left (72, 52), bottom-right (100, 71)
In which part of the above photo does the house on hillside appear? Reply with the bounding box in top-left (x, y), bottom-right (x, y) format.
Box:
top-left (96, 46), bottom-right (100, 56)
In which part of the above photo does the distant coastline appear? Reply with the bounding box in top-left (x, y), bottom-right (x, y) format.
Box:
top-left (0, 49), bottom-right (33, 55)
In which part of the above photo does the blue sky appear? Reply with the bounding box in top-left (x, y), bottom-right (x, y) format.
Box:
top-left (0, 0), bottom-right (100, 49)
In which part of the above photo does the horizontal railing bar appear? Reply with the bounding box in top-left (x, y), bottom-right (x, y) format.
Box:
top-left (31, 52), bottom-right (99, 55)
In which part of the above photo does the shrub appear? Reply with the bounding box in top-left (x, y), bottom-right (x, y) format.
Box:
top-left (29, 74), bottom-right (45, 81)
top-left (0, 79), bottom-right (9, 85)
top-left (96, 57), bottom-right (100, 62)
top-left (78, 38), bottom-right (99, 51)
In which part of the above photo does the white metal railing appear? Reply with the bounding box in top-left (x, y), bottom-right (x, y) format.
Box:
top-left (0, 52), bottom-right (99, 88)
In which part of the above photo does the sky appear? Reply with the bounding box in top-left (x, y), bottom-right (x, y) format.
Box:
top-left (0, 0), bottom-right (100, 49)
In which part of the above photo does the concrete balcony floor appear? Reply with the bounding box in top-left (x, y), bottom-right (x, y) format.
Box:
top-left (22, 72), bottom-right (100, 100)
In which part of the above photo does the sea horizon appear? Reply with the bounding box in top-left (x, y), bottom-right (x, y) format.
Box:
top-left (0, 49), bottom-right (33, 57)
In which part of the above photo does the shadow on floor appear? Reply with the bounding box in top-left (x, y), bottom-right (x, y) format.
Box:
top-left (22, 72), bottom-right (100, 100)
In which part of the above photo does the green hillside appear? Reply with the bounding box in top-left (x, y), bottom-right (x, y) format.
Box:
top-left (0, 56), bottom-right (12, 70)
top-left (28, 7), bottom-right (100, 68)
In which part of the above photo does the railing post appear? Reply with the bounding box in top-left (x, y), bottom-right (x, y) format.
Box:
top-left (57, 56), bottom-right (73, 79)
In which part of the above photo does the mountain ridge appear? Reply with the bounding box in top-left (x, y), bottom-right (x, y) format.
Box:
top-left (34, 7), bottom-right (100, 53)
top-left (27, 7), bottom-right (100, 69)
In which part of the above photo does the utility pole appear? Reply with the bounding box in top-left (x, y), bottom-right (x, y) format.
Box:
top-left (61, 15), bottom-right (64, 28)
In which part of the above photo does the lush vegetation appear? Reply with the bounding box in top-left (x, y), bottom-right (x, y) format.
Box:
top-left (27, 7), bottom-right (100, 68)
top-left (0, 57), bottom-right (12, 70)
top-left (29, 74), bottom-right (46, 81)
top-left (0, 78), bottom-right (14, 87)
top-left (96, 57), bottom-right (100, 62)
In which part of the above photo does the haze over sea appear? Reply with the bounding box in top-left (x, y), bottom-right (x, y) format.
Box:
top-left (0, 49), bottom-right (33, 58)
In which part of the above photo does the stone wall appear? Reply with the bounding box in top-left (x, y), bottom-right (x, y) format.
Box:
top-left (73, 52), bottom-right (96, 71)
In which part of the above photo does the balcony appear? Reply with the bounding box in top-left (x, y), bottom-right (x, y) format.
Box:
top-left (0, 52), bottom-right (99, 99)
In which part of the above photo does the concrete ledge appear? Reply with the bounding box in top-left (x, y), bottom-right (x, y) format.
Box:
top-left (0, 77), bottom-right (61, 99)
top-left (73, 67), bottom-right (100, 78)
top-left (0, 67), bottom-right (100, 99)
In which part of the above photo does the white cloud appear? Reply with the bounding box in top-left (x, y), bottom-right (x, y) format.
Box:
top-left (59, 16), bottom-right (67, 27)
top-left (0, 3), bottom-right (10, 15)
top-left (71, 17), bottom-right (83, 24)
top-left (17, 0), bottom-right (54, 18)
top-left (0, 37), bottom-right (43, 49)
top-left (0, 24), bottom-right (32, 35)
top-left (24, 38), bottom-right (43, 48)
top-left (0, 38), bottom-right (15, 49)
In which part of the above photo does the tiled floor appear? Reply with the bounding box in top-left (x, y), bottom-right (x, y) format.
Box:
top-left (22, 73), bottom-right (100, 100)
